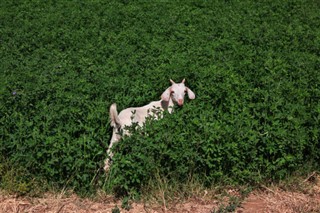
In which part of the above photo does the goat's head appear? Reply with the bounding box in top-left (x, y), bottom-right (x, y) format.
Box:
top-left (161, 79), bottom-right (195, 106)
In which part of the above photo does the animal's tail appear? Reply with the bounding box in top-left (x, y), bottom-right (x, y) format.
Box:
top-left (109, 103), bottom-right (121, 128)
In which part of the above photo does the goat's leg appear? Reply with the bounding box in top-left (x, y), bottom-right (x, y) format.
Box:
top-left (104, 131), bottom-right (121, 171)
top-left (103, 145), bottom-right (113, 171)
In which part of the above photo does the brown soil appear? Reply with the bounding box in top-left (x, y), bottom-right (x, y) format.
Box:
top-left (239, 173), bottom-right (320, 213)
top-left (1, 190), bottom-right (320, 213)
top-left (239, 189), bottom-right (320, 213)
top-left (0, 193), bottom-right (218, 213)
top-left (1, 174), bottom-right (320, 213)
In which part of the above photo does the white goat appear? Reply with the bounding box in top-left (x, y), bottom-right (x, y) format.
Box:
top-left (104, 79), bottom-right (195, 171)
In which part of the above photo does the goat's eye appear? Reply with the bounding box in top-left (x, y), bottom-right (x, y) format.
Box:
top-left (171, 91), bottom-right (175, 94)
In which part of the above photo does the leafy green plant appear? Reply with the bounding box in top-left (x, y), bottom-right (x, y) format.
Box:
top-left (0, 0), bottom-right (319, 198)
top-left (111, 206), bottom-right (120, 213)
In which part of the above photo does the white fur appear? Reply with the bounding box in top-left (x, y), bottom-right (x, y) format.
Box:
top-left (104, 79), bottom-right (195, 171)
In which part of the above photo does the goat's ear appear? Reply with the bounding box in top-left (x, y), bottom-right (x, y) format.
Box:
top-left (161, 87), bottom-right (171, 101)
top-left (186, 87), bottom-right (195, 99)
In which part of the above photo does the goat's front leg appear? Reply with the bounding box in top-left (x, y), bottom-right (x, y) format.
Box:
top-left (104, 130), bottom-right (121, 172)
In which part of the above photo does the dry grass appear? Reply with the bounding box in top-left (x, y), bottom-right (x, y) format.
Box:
top-left (0, 191), bottom-right (114, 213)
top-left (0, 190), bottom-right (219, 213)
top-left (239, 172), bottom-right (320, 213)
top-left (1, 173), bottom-right (320, 213)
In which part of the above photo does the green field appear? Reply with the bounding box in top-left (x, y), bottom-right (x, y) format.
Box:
top-left (1, 0), bottom-right (319, 198)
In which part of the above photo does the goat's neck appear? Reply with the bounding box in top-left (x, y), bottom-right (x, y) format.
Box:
top-left (160, 98), bottom-right (175, 113)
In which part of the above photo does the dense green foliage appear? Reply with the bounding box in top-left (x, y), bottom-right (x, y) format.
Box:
top-left (1, 0), bottom-right (319, 196)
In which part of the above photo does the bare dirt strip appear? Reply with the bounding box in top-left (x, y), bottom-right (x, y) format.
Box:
top-left (1, 190), bottom-right (320, 213)
top-left (1, 174), bottom-right (320, 213)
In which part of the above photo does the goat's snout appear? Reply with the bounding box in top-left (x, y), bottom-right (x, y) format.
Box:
top-left (177, 99), bottom-right (184, 106)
